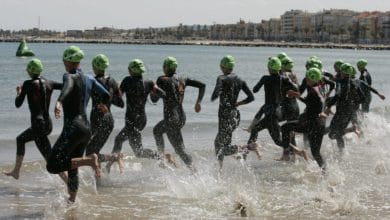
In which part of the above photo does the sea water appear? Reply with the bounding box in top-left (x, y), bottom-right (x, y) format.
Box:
top-left (0, 43), bottom-right (389, 219)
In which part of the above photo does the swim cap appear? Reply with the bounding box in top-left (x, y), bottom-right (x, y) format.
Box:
top-left (63, 46), bottom-right (84, 63)
top-left (334, 60), bottom-right (344, 72)
top-left (128, 59), bottom-right (146, 76)
top-left (306, 68), bottom-right (322, 83)
top-left (357, 59), bottom-right (368, 69)
top-left (277, 52), bottom-right (287, 60)
top-left (163, 56), bottom-right (178, 70)
top-left (268, 57), bottom-right (282, 73)
top-left (26, 58), bottom-right (43, 76)
top-left (340, 63), bottom-right (355, 76)
top-left (220, 55), bottom-right (235, 70)
top-left (92, 54), bottom-right (109, 71)
top-left (306, 58), bottom-right (322, 70)
top-left (281, 57), bottom-right (294, 71)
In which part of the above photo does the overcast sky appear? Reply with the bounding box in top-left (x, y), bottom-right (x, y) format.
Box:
top-left (1, 0), bottom-right (389, 30)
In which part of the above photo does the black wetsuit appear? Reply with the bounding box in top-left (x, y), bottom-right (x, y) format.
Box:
top-left (281, 85), bottom-right (326, 168)
top-left (280, 71), bottom-right (300, 121)
top-left (85, 75), bottom-right (124, 162)
top-left (152, 74), bottom-right (205, 166)
top-left (359, 69), bottom-right (372, 112)
top-left (326, 78), bottom-right (365, 149)
top-left (46, 69), bottom-right (109, 192)
top-left (112, 76), bottom-right (165, 159)
top-left (211, 73), bottom-right (254, 162)
top-left (248, 74), bottom-right (298, 146)
top-left (15, 77), bottom-right (62, 159)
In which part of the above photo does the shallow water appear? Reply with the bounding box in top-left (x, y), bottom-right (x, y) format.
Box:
top-left (0, 43), bottom-right (389, 219)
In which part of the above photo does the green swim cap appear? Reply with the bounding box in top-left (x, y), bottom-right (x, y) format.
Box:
top-left (268, 57), bottom-right (282, 73)
top-left (163, 56), bottom-right (178, 70)
top-left (340, 63), bottom-right (355, 76)
top-left (306, 58), bottom-right (323, 70)
top-left (27, 58), bottom-right (43, 76)
top-left (63, 46), bottom-right (84, 63)
top-left (281, 57), bottom-right (294, 71)
top-left (306, 68), bottom-right (322, 83)
top-left (128, 59), bottom-right (146, 76)
top-left (357, 59), bottom-right (368, 69)
top-left (277, 52), bottom-right (288, 60)
top-left (92, 54), bottom-right (109, 71)
top-left (220, 55), bottom-right (235, 70)
top-left (334, 60), bottom-right (344, 72)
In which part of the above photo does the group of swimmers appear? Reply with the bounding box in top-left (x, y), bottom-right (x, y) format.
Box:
top-left (3, 46), bottom-right (386, 203)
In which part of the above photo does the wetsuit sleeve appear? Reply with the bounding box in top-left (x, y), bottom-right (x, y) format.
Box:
top-left (366, 72), bottom-right (372, 86)
top-left (299, 77), bottom-right (307, 94)
top-left (360, 80), bottom-right (379, 95)
top-left (211, 77), bottom-right (222, 101)
top-left (253, 76), bottom-right (265, 93)
top-left (92, 78), bottom-right (111, 103)
top-left (326, 82), bottom-right (341, 107)
top-left (185, 78), bottom-right (206, 103)
top-left (57, 74), bottom-right (74, 103)
top-left (15, 81), bottom-right (27, 108)
top-left (284, 77), bottom-right (299, 91)
top-left (49, 80), bottom-right (63, 90)
top-left (324, 77), bottom-right (335, 93)
top-left (110, 78), bottom-right (124, 108)
top-left (323, 71), bottom-right (334, 79)
top-left (239, 80), bottom-right (255, 105)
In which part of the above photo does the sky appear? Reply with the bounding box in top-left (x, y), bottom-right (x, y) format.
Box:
top-left (1, 0), bottom-right (389, 31)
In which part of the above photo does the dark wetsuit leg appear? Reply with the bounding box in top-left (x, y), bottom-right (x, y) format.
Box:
top-left (282, 117), bottom-right (325, 167)
top-left (112, 126), bottom-right (128, 153)
top-left (166, 125), bottom-right (192, 166)
top-left (328, 111), bottom-right (352, 149)
top-left (215, 110), bottom-right (240, 162)
top-left (153, 120), bottom-right (167, 154)
top-left (126, 118), bottom-right (157, 159)
top-left (17, 119), bottom-right (52, 160)
top-left (86, 112), bottom-right (114, 162)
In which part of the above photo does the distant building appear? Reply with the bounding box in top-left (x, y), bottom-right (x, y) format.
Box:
top-left (66, 30), bottom-right (83, 38)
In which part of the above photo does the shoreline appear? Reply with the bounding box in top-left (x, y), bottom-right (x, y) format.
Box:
top-left (1, 37), bottom-right (390, 50)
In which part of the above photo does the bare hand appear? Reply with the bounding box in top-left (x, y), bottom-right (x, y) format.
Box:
top-left (319, 112), bottom-right (328, 118)
top-left (286, 90), bottom-right (300, 98)
top-left (98, 104), bottom-right (109, 113)
top-left (55, 101), bottom-right (62, 119)
top-left (379, 94), bottom-right (386, 100)
top-left (16, 85), bottom-right (22, 96)
top-left (195, 102), bottom-right (201, 113)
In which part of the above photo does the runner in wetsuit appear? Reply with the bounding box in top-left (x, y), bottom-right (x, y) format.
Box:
top-left (106, 59), bottom-right (174, 173)
top-left (323, 63), bottom-right (365, 150)
top-left (280, 57), bottom-right (300, 122)
top-left (85, 54), bottom-right (124, 167)
top-left (247, 57), bottom-right (299, 148)
top-left (152, 57), bottom-right (205, 171)
top-left (4, 59), bottom-right (65, 180)
top-left (46, 46), bottom-right (110, 203)
top-left (281, 68), bottom-right (326, 168)
top-left (357, 59), bottom-right (373, 112)
top-left (211, 55), bottom-right (258, 170)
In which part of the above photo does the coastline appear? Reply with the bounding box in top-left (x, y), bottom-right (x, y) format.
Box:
top-left (1, 37), bottom-right (390, 50)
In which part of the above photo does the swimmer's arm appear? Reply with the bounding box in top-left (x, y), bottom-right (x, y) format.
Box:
top-left (15, 81), bottom-right (27, 108)
top-left (151, 77), bottom-right (165, 103)
top-left (111, 79), bottom-right (124, 108)
top-left (149, 80), bottom-right (166, 98)
top-left (299, 77), bottom-right (307, 94)
top-left (323, 71), bottom-right (335, 81)
top-left (237, 81), bottom-right (254, 106)
top-left (50, 80), bottom-right (63, 90)
top-left (57, 74), bottom-right (74, 103)
top-left (186, 78), bottom-right (206, 104)
top-left (93, 78), bottom-right (111, 103)
top-left (361, 81), bottom-right (386, 100)
top-left (253, 76), bottom-right (265, 93)
top-left (211, 77), bottom-right (222, 101)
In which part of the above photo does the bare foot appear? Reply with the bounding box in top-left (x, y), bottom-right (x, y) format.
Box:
top-left (290, 144), bottom-right (308, 161)
top-left (247, 142), bottom-right (262, 160)
top-left (90, 154), bottom-right (101, 178)
top-left (107, 153), bottom-right (124, 173)
top-left (164, 154), bottom-right (178, 168)
top-left (4, 170), bottom-right (19, 180)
